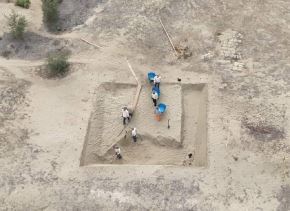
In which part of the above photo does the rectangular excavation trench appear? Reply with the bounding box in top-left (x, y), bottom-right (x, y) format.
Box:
top-left (80, 82), bottom-right (207, 166)
top-left (182, 84), bottom-right (208, 167)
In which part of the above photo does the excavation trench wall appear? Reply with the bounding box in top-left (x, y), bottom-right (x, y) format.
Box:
top-left (182, 84), bottom-right (208, 167)
top-left (81, 82), bottom-right (208, 166)
top-left (80, 83), bottom-right (136, 166)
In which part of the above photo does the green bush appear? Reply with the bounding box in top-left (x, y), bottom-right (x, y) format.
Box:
top-left (47, 53), bottom-right (69, 77)
top-left (15, 0), bottom-right (31, 9)
top-left (42, 0), bottom-right (59, 31)
top-left (6, 11), bottom-right (27, 39)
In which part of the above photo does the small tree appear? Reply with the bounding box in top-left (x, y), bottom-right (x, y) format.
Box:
top-left (42, 0), bottom-right (59, 31)
top-left (6, 11), bottom-right (27, 39)
top-left (15, 0), bottom-right (31, 9)
top-left (47, 52), bottom-right (69, 77)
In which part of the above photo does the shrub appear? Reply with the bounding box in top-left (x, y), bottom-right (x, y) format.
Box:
top-left (47, 52), bottom-right (69, 77)
top-left (42, 0), bottom-right (59, 31)
top-left (1, 50), bottom-right (12, 58)
top-left (6, 11), bottom-right (27, 39)
top-left (15, 0), bottom-right (31, 9)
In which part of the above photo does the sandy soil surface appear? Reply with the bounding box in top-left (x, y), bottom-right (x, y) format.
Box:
top-left (0, 0), bottom-right (290, 210)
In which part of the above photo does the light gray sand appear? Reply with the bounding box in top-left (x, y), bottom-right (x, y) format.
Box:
top-left (0, 0), bottom-right (289, 210)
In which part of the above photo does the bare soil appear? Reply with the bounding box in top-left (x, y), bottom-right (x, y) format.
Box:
top-left (0, 0), bottom-right (289, 210)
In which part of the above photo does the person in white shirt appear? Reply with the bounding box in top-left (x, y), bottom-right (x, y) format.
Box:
top-left (151, 91), bottom-right (159, 107)
top-left (122, 107), bottom-right (130, 125)
top-left (114, 146), bottom-right (122, 159)
top-left (131, 127), bottom-right (137, 142)
top-left (153, 75), bottom-right (161, 88)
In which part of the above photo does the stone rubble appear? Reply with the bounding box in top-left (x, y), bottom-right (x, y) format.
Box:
top-left (218, 29), bottom-right (243, 60)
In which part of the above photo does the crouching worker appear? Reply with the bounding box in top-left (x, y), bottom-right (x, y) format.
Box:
top-left (183, 152), bottom-right (194, 166)
top-left (131, 128), bottom-right (137, 142)
top-left (122, 107), bottom-right (130, 125)
top-left (114, 145), bottom-right (122, 159)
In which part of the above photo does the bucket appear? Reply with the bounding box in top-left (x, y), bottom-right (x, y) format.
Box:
top-left (148, 72), bottom-right (156, 83)
top-left (155, 114), bottom-right (161, 121)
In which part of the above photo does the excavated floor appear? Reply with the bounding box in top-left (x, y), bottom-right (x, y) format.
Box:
top-left (81, 82), bottom-right (207, 166)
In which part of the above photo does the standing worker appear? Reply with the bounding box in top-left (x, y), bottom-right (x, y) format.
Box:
top-left (131, 127), bottom-right (137, 142)
top-left (122, 107), bottom-right (130, 125)
top-left (153, 74), bottom-right (161, 88)
top-left (151, 91), bottom-right (159, 107)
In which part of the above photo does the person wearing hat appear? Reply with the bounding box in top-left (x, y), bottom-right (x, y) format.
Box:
top-left (151, 91), bottom-right (159, 107)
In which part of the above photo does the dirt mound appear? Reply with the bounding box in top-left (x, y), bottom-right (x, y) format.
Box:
top-left (277, 185), bottom-right (290, 211)
top-left (0, 67), bottom-right (31, 156)
top-left (242, 103), bottom-right (286, 142)
top-left (0, 32), bottom-right (87, 60)
top-left (242, 120), bottom-right (285, 142)
top-left (58, 0), bottom-right (107, 30)
top-left (0, 68), bottom-right (30, 123)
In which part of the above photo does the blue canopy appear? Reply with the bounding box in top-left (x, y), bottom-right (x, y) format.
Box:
top-left (152, 87), bottom-right (160, 96)
top-left (147, 72), bottom-right (156, 82)
top-left (157, 103), bottom-right (166, 113)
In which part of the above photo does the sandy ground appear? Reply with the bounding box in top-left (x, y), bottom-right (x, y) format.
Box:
top-left (0, 0), bottom-right (290, 210)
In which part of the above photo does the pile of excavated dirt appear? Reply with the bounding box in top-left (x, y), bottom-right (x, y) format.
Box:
top-left (58, 0), bottom-right (107, 31)
top-left (0, 32), bottom-right (89, 60)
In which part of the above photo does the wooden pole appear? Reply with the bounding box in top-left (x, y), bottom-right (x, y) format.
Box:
top-left (126, 59), bottom-right (142, 112)
top-left (159, 17), bottom-right (178, 56)
top-left (80, 38), bottom-right (102, 48)
top-left (126, 59), bottom-right (138, 82)
top-left (115, 60), bottom-right (142, 139)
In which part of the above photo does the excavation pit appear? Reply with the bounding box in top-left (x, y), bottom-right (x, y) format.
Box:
top-left (80, 82), bottom-right (208, 166)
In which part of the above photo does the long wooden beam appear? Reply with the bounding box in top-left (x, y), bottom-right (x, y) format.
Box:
top-left (115, 60), bottom-right (142, 138)
top-left (159, 17), bottom-right (178, 56)
top-left (80, 38), bottom-right (102, 48)
top-left (126, 59), bottom-right (142, 112)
